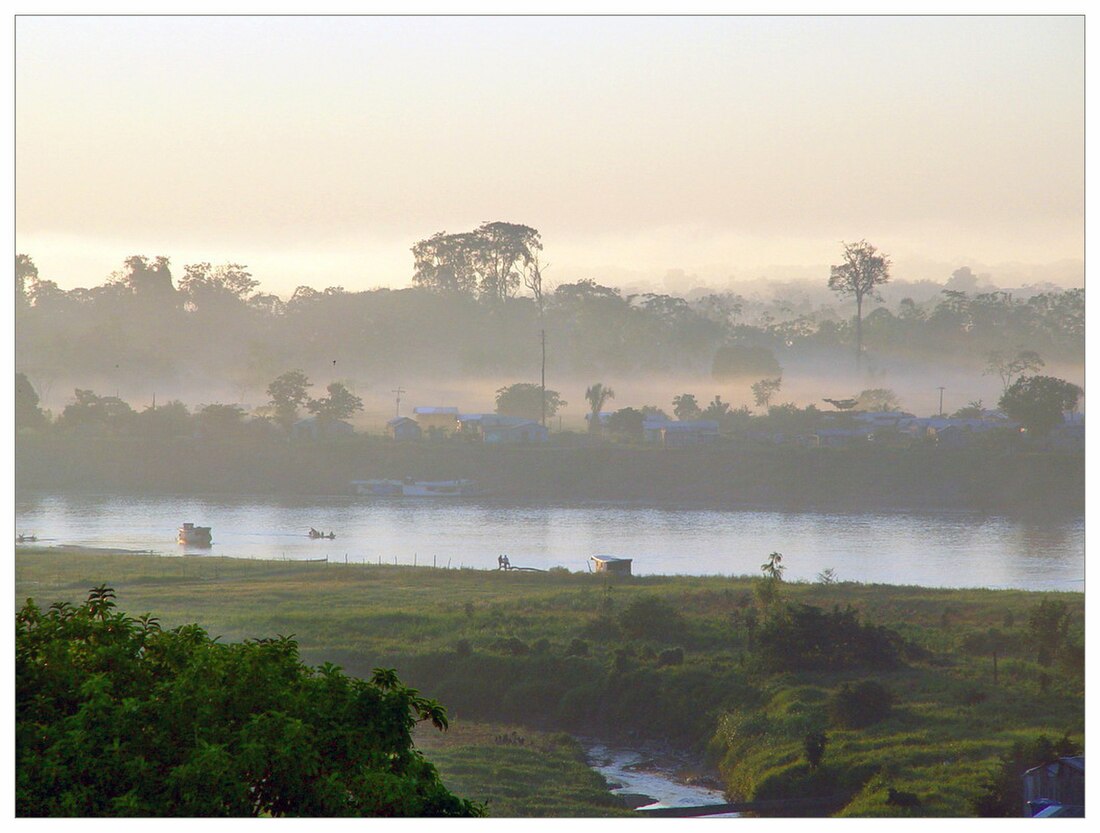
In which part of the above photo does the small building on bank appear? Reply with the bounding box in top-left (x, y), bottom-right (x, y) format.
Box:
top-left (590, 555), bottom-right (633, 576)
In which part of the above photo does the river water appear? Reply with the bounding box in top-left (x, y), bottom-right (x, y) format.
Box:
top-left (14, 493), bottom-right (1084, 590)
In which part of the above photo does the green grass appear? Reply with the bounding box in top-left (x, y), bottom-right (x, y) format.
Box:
top-left (15, 548), bottom-right (1084, 817)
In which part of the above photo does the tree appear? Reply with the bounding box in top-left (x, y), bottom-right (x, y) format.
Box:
top-left (985, 349), bottom-right (1045, 396)
top-left (672, 393), bottom-right (702, 421)
top-left (828, 240), bottom-right (891, 363)
top-left (267, 370), bottom-right (312, 431)
top-left (307, 382), bottom-right (364, 424)
top-left (15, 372), bottom-right (47, 431)
top-left (16, 254), bottom-right (37, 308)
top-left (855, 388), bottom-right (900, 412)
top-left (584, 383), bottom-right (615, 434)
top-left (951, 400), bottom-right (985, 419)
top-left (179, 262), bottom-right (259, 311)
top-left (495, 383), bottom-right (565, 422)
top-left (16, 587), bottom-right (482, 817)
top-left (751, 377), bottom-right (782, 410)
top-left (701, 395), bottom-right (731, 422)
top-left (196, 404), bottom-right (247, 438)
top-left (56, 389), bottom-right (135, 434)
top-left (606, 407), bottom-right (645, 440)
top-left (998, 375), bottom-right (1081, 437)
top-left (760, 551), bottom-right (785, 582)
top-left (474, 221), bottom-right (542, 304)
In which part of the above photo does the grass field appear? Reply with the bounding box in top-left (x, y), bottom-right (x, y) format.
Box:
top-left (15, 547), bottom-right (1084, 817)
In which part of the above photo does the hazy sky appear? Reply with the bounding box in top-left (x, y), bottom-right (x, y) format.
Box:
top-left (16, 15), bottom-right (1084, 296)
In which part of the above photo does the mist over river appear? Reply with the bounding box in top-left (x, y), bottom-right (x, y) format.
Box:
top-left (14, 493), bottom-right (1083, 591)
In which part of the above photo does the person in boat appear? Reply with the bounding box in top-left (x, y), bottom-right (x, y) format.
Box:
top-left (497, 554), bottom-right (504, 570)
top-left (501, 554), bottom-right (511, 570)
top-left (309, 527), bottom-right (320, 538)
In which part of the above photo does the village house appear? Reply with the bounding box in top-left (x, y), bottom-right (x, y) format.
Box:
top-left (457, 414), bottom-right (549, 444)
top-left (1022, 756), bottom-right (1084, 815)
top-left (413, 406), bottom-right (459, 435)
top-left (386, 416), bottom-right (422, 441)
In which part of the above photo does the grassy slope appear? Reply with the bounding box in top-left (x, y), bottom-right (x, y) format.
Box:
top-left (15, 549), bottom-right (1084, 817)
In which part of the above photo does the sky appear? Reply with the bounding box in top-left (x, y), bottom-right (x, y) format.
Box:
top-left (15, 14), bottom-right (1085, 297)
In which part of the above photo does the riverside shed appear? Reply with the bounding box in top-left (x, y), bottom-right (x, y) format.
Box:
top-left (590, 555), bottom-right (632, 576)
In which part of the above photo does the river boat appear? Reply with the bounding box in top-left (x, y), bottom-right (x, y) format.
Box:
top-left (178, 523), bottom-right (212, 546)
top-left (308, 527), bottom-right (336, 539)
top-left (351, 478), bottom-right (479, 497)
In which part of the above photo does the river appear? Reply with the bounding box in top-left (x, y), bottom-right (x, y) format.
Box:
top-left (14, 492), bottom-right (1083, 590)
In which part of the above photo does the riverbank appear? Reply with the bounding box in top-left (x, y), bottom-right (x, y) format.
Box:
top-left (14, 549), bottom-right (1083, 816)
top-left (16, 434), bottom-right (1084, 512)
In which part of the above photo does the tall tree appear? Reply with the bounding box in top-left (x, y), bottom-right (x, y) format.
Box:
top-left (266, 370), bottom-right (312, 431)
top-left (828, 240), bottom-right (891, 364)
top-left (473, 221), bottom-right (541, 303)
top-left (584, 383), bottom-right (615, 433)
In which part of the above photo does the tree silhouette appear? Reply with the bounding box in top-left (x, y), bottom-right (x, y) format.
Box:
top-left (999, 375), bottom-right (1081, 437)
top-left (267, 370), bottom-right (312, 431)
top-left (584, 383), bottom-right (615, 434)
top-left (828, 240), bottom-right (891, 364)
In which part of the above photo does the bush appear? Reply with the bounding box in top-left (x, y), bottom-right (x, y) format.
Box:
top-left (755, 604), bottom-right (903, 673)
top-left (617, 596), bottom-right (686, 643)
top-left (829, 680), bottom-right (895, 729)
top-left (16, 586), bottom-right (482, 817)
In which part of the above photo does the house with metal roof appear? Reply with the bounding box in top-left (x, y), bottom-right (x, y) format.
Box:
top-left (413, 406), bottom-right (459, 434)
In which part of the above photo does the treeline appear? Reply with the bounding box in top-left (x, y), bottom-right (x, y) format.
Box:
top-left (16, 248), bottom-right (1084, 391)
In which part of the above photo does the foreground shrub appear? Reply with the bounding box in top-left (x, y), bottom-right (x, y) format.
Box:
top-left (16, 586), bottom-right (482, 817)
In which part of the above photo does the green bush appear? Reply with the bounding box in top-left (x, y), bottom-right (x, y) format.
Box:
top-left (16, 587), bottom-right (482, 817)
top-left (755, 604), bottom-right (903, 672)
top-left (829, 680), bottom-right (895, 729)
top-left (617, 596), bottom-right (686, 643)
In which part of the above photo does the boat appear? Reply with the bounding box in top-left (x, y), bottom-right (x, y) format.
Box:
top-left (351, 478), bottom-right (479, 497)
top-left (178, 523), bottom-right (213, 546)
top-left (308, 528), bottom-right (336, 540)
top-left (16, 533), bottom-right (38, 543)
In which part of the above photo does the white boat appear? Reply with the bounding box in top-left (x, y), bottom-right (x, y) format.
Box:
top-left (351, 478), bottom-right (478, 497)
top-left (178, 523), bottom-right (213, 546)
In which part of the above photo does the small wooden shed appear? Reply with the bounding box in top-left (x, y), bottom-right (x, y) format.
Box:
top-left (590, 555), bottom-right (633, 576)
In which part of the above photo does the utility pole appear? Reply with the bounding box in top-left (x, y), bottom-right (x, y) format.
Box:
top-left (392, 386), bottom-right (406, 418)
top-left (937, 386), bottom-right (945, 417)
top-left (540, 329), bottom-right (547, 428)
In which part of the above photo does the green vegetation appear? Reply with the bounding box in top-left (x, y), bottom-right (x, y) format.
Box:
top-left (15, 550), bottom-right (1083, 817)
top-left (16, 584), bottom-right (482, 817)
top-left (414, 723), bottom-right (634, 817)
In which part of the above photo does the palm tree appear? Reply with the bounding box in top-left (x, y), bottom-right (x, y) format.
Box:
top-left (585, 383), bottom-right (615, 434)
